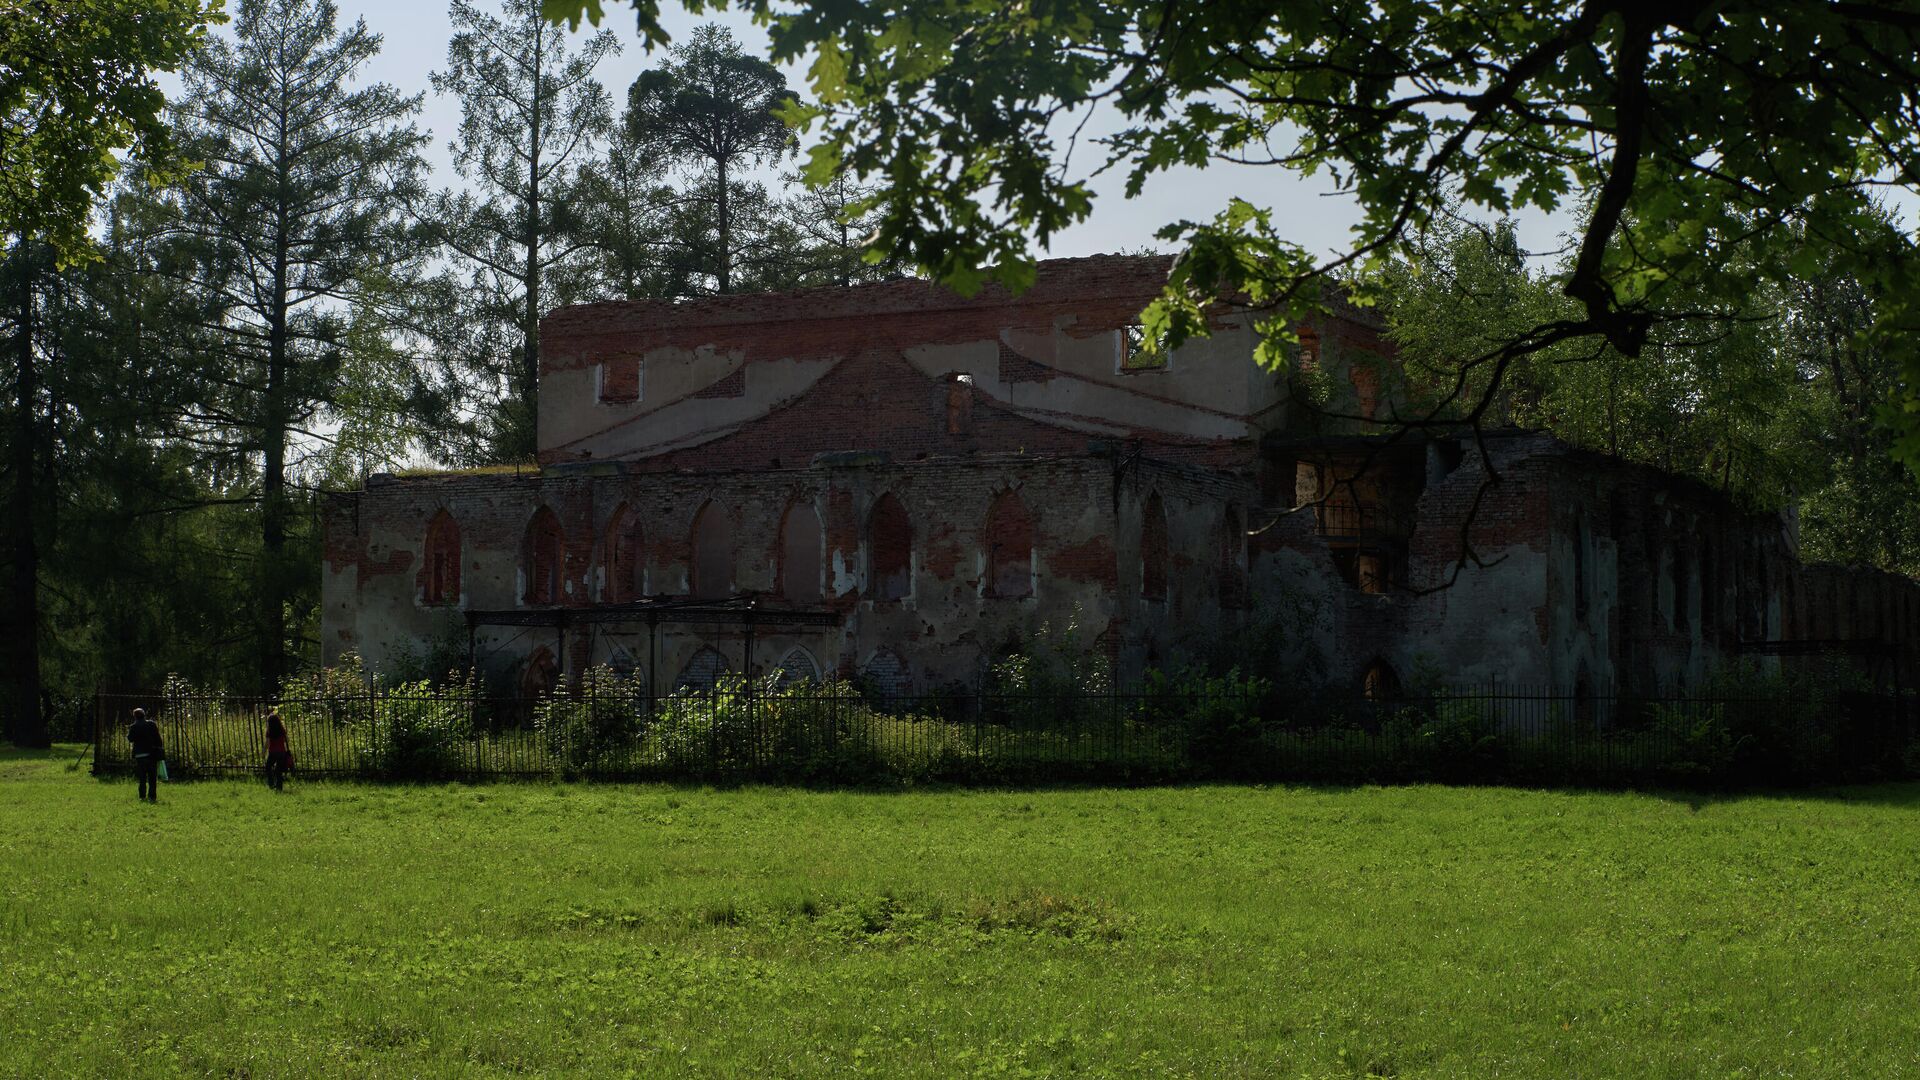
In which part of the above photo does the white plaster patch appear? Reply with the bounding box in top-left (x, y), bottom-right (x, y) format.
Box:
top-left (831, 550), bottom-right (860, 596)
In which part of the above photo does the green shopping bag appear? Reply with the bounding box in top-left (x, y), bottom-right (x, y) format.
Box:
top-left (157, 759), bottom-right (169, 781)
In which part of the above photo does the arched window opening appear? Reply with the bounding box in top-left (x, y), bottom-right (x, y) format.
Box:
top-left (1141, 492), bottom-right (1169, 600)
top-left (523, 506), bottom-right (565, 606)
top-left (676, 646), bottom-right (729, 693)
top-left (422, 510), bottom-right (462, 606)
top-left (1220, 504), bottom-right (1249, 607)
top-left (862, 648), bottom-right (912, 700)
top-left (690, 501), bottom-right (733, 600)
top-left (605, 641), bottom-right (645, 689)
top-left (779, 500), bottom-right (824, 605)
top-left (606, 503), bottom-right (644, 602)
top-left (868, 493), bottom-right (913, 601)
top-left (774, 647), bottom-right (821, 688)
top-left (520, 645), bottom-right (560, 700)
top-left (1356, 553), bottom-right (1388, 595)
top-left (1361, 659), bottom-right (1401, 702)
top-left (986, 490), bottom-right (1035, 599)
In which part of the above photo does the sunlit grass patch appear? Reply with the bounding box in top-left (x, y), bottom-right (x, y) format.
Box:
top-left (6, 755), bottom-right (1920, 1076)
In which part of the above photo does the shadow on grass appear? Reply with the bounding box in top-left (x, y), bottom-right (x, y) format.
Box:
top-left (64, 748), bottom-right (1920, 806)
top-left (0, 741), bottom-right (91, 763)
top-left (1637, 781), bottom-right (1920, 811)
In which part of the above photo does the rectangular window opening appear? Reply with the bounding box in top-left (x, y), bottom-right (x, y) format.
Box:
top-left (1118, 324), bottom-right (1168, 372)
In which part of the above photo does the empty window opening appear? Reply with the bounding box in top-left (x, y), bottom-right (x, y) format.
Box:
top-left (1141, 492), bottom-right (1169, 600)
top-left (523, 506), bottom-right (565, 606)
top-left (945, 373), bottom-right (974, 435)
top-left (1295, 326), bottom-right (1320, 374)
top-left (1361, 659), bottom-right (1401, 702)
top-left (1357, 553), bottom-right (1388, 595)
top-left (779, 500), bottom-right (824, 605)
top-left (520, 645), bottom-right (560, 699)
top-left (606, 504), bottom-right (644, 602)
top-left (597, 356), bottom-right (640, 403)
top-left (677, 646), bottom-right (729, 693)
top-left (422, 510), bottom-right (461, 606)
top-left (690, 501), bottom-right (734, 600)
top-left (868, 493), bottom-right (913, 601)
top-left (1293, 461), bottom-right (1320, 510)
top-left (1427, 438), bottom-right (1464, 486)
top-left (1118, 324), bottom-right (1166, 371)
top-left (986, 490), bottom-right (1036, 598)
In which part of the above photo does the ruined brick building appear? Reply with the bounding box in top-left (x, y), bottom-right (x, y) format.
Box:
top-left (322, 255), bottom-right (1920, 699)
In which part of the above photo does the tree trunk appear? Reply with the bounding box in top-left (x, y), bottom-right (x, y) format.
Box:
top-left (261, 304), bottom-right (289, 695)
top-left (519, 14), bottom-right (545, 462)
top-left (716, 158), bottom-right (731, 294)
top-left (8, 242), bottom-right (45, 746)
top-left (260, 100), bottom-right (293, 696)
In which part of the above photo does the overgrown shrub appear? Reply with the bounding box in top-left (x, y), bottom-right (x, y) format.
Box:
top-left (534, 666), bottom-right (645, 774)
top-left (356, 678), bottom-right (474, 778)
top-left (1130, 667), bottom-right (1274, 777)
top-left (277, 653), bottom-right (376, 731)
top-left (1414, 693), bottom-right (1506, 781)
top-left (277, 655), bottom-right (474, 778)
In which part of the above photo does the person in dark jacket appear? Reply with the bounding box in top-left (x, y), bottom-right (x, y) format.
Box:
top-left (263, 710), bottom-right (293, 791)
top-left (127, 708), bottom-right (164, 803)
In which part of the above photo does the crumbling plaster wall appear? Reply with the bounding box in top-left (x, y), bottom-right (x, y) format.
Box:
top-left (322, 455), bottom-right (1257, 694)
top-left (537, 255), bottom-right (1302, 465)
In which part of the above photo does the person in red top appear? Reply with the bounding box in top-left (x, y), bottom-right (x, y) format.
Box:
top-left (263, 710), bottom-right (293, 791)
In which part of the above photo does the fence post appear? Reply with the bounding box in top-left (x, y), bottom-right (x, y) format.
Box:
top-left (368, 683), bottom-right (379, 779)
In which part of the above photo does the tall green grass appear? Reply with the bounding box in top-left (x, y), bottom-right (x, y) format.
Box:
top-left (8, 745), bottom-right (1920, 1076)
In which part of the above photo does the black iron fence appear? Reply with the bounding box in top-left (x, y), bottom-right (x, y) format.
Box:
top-left (88, 681), bottom-right (1920, 788)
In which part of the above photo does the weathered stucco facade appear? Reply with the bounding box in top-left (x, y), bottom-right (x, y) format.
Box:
top-left (322, 255), bottom-right (1920, 698)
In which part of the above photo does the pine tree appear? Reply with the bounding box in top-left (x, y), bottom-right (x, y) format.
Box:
top-left (2, 0), bottom-right (217, 745)
top-left (164, 0), bottom-right (428, 693)
top-left (626, 24), bottom-right (793, 296)
top-left (557, 123), bottom-right (677, 303)
top-left (428, 0), bottom-right (618, 461)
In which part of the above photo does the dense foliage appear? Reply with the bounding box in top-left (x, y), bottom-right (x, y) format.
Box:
top-left (0, 1), bottom-right (920, 733)
top-left (2, 0), bottom-right (222, 747)
top-left (1377, 211), bottom-right (1920, 576)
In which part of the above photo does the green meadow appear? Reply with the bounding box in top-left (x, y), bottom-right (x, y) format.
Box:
top-left (5, 746), bottom-right (1920, 1078)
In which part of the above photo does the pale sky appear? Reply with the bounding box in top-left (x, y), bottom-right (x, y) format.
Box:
top-left (183, 0), bottom-right (1579, 267)
top-left (180, 1), bottom-right (1914, 270)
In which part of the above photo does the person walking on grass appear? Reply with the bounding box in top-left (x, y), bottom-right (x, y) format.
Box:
top-left (127, 708), bottom-right (163, 803)
top-left (264, 710), bottom-right (293, 791)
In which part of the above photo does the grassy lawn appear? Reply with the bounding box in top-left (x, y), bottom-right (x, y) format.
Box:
top-left (5, 748), bottom-right (1920, 1077)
